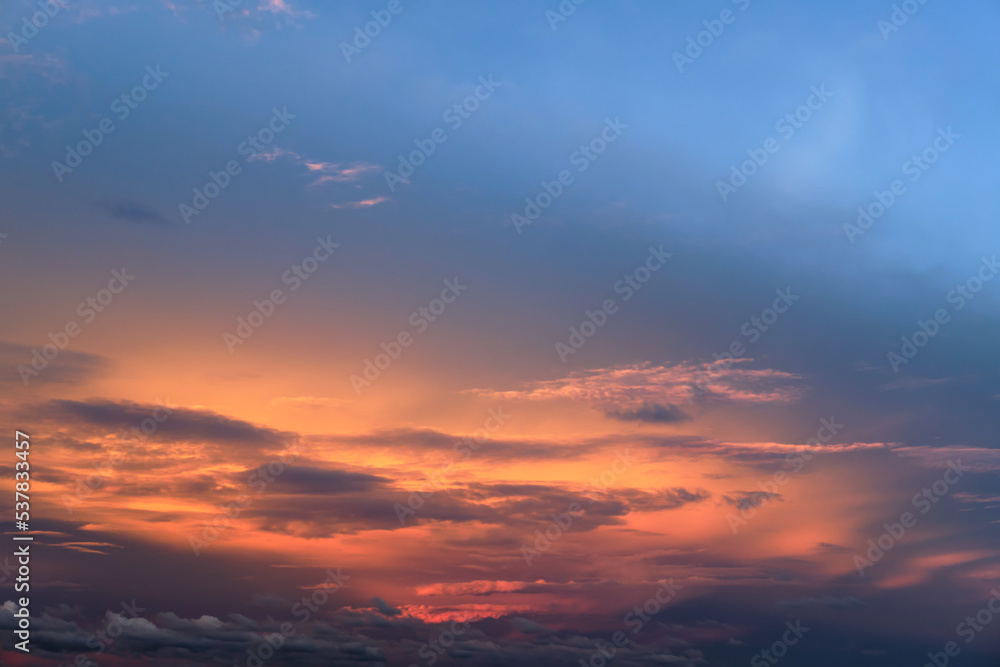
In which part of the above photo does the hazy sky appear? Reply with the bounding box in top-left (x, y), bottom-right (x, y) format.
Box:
top-left (2, 1), bottom-right (1000, 666)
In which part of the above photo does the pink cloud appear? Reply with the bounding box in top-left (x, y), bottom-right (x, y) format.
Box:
top-left (306, 161), bottom-right (381, 186)
top-left (396, 604), bottom-right (535, 624)
top-left (329, 196), bottom-right (389, 210)
top-left (415, 580), bottom-right (543, 596)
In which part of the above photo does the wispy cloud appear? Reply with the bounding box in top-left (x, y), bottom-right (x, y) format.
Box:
top-left (306, 161), bottom-right (381, 186)
top-left (468, 360), bottom-right (804, 412)
top-left (251, 148), bottom-right (382, 190)
top-left (329, 196), bottom-right (389, 210)
top-left (97, 200), bottom-right (169, 225)
top-left (260, 0), bottom-right (314, 21)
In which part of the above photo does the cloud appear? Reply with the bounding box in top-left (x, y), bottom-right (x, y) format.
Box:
top-left (722, 491), bottom-right (782, 510)
top-left (244, 477), bottom-right (710, 538)
top-left (415, 581), bottom-right (538, 596)
top-left (370, 597), bottom-right (402, 616)
top-left (0, 342), bottom-right (108, 386)
top-left (878, 376), bottom-right (957, 391)
top-left (315, 427), bottom-right (586, 463)
top-left (510, 617), bottom-right (552, 634)
top-left (36, 399), bottom-right (293, 451)
top-left (211, 0), bottom-right (315, 26)
top-left (0, 53), bottom-right (68, 82)
top-left (255, 465), bottom-right (389, 494)
top-left (605, 401), bottom-right (691, 424)
top-left (250, 148), bottom-right (380, 188)
top-left (259, 0), bottom-right (314, 21)
top-left (306, 161), bottom-right (381, 186)
top-left (468, 361), bottom-right (803, 411)
top-left (249, 146), bottom-right (298, 162)
top-left (329, 196), bottom-right (389, 209)
top-left (97, 200), bottom-right (169, 225)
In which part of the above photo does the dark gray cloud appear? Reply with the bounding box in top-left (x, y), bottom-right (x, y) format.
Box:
top-left (256, 465), bottom-right (389, 495)
top-left (36, 399), bottom-right (293, 450)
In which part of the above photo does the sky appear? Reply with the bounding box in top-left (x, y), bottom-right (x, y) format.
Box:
top-left (2, 0), bottom-right (1000, 665)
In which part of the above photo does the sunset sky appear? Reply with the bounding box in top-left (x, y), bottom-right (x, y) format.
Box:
top-left (3, 1), bottom-right (1000, 666)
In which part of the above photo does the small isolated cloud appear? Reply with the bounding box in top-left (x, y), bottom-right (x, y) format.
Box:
top-left (250, 149), bottom-right (383, 205)
top-left (53, 541), bottom-right (124, 555)
top-left (306, 161), bottom-right (381, 186)
top-left (251, 148), bottom-right (379, 186)
top-left (98, 200), bottom-right (169, 225)
top-left (329, 197), bottom-right (389, 210)
top-left (605, 401), bottom-right (690, 424)
top-left (249, 146), bottom-right (299, 163)
top-left (722, 491), bottom-right (781, 510)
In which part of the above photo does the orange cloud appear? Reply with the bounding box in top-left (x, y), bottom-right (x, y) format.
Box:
top-left (415, 580), bottom-right (542, 596)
